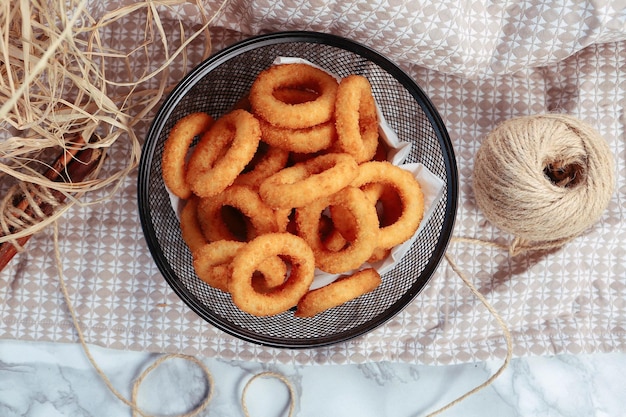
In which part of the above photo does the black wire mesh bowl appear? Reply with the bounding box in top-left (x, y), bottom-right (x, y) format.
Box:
top-left (138, 31), bottom-right (458, 348)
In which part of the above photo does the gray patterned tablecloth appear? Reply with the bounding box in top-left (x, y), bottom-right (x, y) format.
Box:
top-left (1, 0), bottom-right (625, 365)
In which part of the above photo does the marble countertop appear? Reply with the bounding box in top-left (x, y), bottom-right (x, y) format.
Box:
top-left (1, 338), bottom-right (624, 417)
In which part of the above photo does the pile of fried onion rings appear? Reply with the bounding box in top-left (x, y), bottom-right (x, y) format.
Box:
top-left (161, 63), bottom-right (425, 317)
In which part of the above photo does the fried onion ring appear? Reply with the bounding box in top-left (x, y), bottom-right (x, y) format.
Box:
top-left (197, 185), bottom-right (278, 242)
top-left (229, 233), bottom-right (315, 316)
top-left (334, 75), bottom-right (379, 163)
top-left (350, 161), bottom-right (425, 250)
top-left (259, 153), bottom-right (358, 209)
top-left (179, 197), bottom-right (206, 253)
top-left (295, 186), bottom-right (379, 274)
top-left (259, 118), bottom-right (336, 153)
top-left (249, 63), bottom-right (338, 129)
top-left (193, 241), bottom-right (286, 293)
top-left (322, 206), bottom-right (392, 263)
top-left (162, 112), bottom-right (214, 199)
top-left (295, 268), bottom-right (381, 318)
top-left (329, 182), bottom-right (403, 242)
top-left (186, 109), bottom-right (261, 198)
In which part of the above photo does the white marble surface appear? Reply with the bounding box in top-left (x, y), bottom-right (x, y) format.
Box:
top-left (0, 339), bottom-right (624, 417)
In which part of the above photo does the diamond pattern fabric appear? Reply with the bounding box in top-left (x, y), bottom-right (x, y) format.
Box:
top-left (1, 0), bottom-right (625, 365)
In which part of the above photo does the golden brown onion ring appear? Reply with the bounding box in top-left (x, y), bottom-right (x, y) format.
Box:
top-left (295, 268), bottom-right (381, 318)
top-left (334, 75), bottom-right (379, 163)
top-left (229, 233), bottom-right (315, 316)
top-left (197, 185), bottom-right (278, 243)
top-left (162, 112), bottom-right (214, 199)
top-left (249, 63), bottom-right (338, 129)
top-left (192, 240), bottom-right (286, 293)
top-left (328, 182), bottom-right (403, 246)
top-left (350, 161), bottom-right (425, 250)
top-left (186, 109), bottom-right (260, 198)
top-left (295, 186), bottom-right (378, 274)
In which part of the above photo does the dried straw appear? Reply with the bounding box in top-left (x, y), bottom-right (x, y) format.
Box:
top-left (0, 0), bottom-right (227, 247)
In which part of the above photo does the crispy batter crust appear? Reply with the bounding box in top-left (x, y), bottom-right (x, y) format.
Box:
top-left (162, 112), bottom-right (213, 199)
top-left (295, 268), bottom-right (381, 318)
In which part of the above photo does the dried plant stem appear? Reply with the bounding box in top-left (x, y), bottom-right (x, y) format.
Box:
top-left (0, 0), bottom-right (229, 249)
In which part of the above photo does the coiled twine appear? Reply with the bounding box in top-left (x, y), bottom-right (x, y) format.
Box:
top-left (473, 114), bottom-right (615, 255)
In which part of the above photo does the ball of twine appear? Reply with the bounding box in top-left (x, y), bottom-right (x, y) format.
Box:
top-left (473, 113), bottom-right (615, 256)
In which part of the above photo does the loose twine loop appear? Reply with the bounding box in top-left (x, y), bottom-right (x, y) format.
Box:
top-left (242, 372), bottom-right (297, 417)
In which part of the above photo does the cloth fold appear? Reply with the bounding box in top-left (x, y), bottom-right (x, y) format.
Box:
top-left (205, 0), bottom-right (626, 78)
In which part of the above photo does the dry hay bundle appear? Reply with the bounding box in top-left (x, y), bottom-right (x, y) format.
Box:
top-left (0, 0), bottom-right (225, 256)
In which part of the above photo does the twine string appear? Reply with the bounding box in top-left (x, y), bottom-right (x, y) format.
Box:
top-left (55, 217), bottom-right (298, 417)
top-left (130, 354), bottom-right (215, 417)
top-left (53, 221), bottom-right (214, 417)
top-left (424, 237), bottom-right (514, 417)
top-left (52, 214), bottom-right (513, 417)
top-left (241, 371), bottom-right (297, 417)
